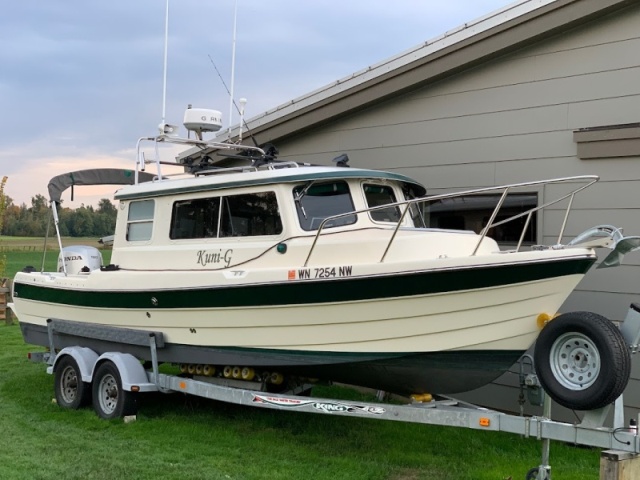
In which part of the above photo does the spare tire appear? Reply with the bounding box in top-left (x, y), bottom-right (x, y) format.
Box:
top-left (534, 311), bottom-right (630, 411)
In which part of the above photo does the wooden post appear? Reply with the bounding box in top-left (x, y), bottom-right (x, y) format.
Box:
top-left (600, 451), bottom-right (640, 480)
top-left (0, 279), bottom-right (11, 326)
top-left (0, 289), bottom-right (7, 325)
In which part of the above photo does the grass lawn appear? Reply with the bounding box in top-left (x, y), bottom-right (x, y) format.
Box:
top-left (0, 236), bottom-right (106, 250)
top-left (0, 324), bottom-right (601, 480)
top-left (1, 240), bottom-right (112, 278)
top-left (0, 245), bottom-right (601, 479)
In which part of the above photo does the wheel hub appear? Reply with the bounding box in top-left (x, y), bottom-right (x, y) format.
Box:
top-left (99, 374), bottom-right (119, 413)
top-left (61, 367), bottom-right (78, 402)
top-left (550, 332), bottom-right (600, 390)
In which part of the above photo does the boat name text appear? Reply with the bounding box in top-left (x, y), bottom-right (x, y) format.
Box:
top-left (294, 266), bottom-right (352, 280)
top-left (196, 249), bottom-right (233, 268)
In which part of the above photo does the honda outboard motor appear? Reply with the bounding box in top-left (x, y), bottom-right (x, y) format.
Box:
top-left (57, 246), bottom-right (103, 274)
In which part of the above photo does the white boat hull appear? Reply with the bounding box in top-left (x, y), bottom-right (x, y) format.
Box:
top-left (13, 250), bottom-right (594, 394)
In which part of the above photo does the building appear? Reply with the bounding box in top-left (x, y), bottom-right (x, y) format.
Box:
top-left (186, 0), bottom-right (640, 418)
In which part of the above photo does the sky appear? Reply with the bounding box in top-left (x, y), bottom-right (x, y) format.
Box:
top-left (0, 0), bottom-right (514, 208)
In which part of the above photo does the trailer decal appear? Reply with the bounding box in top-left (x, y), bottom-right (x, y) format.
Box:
top-left (252, 394), bottom-right (385, 415)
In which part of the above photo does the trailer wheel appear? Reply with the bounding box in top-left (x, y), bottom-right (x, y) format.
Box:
top-left (92, 361), bottom-right (137, 419)
top-left (534, 311), bottom-right (630, 411)
top-left (54, 356), bottom-right (91, 409)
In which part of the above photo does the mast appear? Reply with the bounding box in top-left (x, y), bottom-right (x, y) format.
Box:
top-left (228, 0), bottom-right (238, 140)
top-left (161, 0), bottom-right (170, 128)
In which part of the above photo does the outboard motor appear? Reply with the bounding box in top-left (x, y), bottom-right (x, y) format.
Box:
top-left (57, 246), bottom-right (103, 274)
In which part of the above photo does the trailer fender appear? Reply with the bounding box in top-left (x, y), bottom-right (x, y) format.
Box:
top-left (52, 347), bottom-right (99, 383)
top-left (95, 352), bottom-right (158, 392)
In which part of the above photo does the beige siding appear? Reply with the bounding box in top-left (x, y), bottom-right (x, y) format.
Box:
top-left (275, 4), bottom-right (640, 418)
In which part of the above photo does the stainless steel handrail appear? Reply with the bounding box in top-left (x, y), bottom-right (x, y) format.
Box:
top-left (302, 175), bottom-right (599, 267)
top-left (135, 136), bottom-right (266, 182)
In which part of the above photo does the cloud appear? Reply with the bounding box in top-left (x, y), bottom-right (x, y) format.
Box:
top-left (0, 0), bottom-right (511, 207)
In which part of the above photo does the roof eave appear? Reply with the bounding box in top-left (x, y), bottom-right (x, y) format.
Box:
top-left (179, 0), bottom-right (635, 163)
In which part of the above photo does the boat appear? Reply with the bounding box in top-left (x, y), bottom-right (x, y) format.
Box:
top-left (11, 107), bottom-right (640, 411)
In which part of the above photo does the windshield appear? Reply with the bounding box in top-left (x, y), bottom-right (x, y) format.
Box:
top-left (363, 184), bottom-right (401, 223)
top-left (293, 181), bottom-right (356, 231)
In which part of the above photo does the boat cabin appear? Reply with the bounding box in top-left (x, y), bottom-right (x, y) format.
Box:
top-left (46, 137), bottom-right (602, 278)
top-left (108, 163), bottom-right (442, 271)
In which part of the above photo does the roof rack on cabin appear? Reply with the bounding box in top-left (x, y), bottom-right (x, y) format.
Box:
top-left (134, 106), bottom-right (272, 183)
top-left (192, 161), bottom-right (303, 177)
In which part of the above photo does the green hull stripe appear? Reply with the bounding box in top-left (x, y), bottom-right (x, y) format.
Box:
top-left (15, 257), bottom-right (594, 309)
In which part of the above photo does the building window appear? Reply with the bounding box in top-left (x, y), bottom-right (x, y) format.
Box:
top-left (425, 193), bottom-right (538, 244)
top-left (170, 192), bottom-right (282, 239)
top-left (127, 200), bottom-right (154, 241)
top-left (363, 184), bottom-right (401, 223)
top-left (293, 181), bottom-right (356, 231)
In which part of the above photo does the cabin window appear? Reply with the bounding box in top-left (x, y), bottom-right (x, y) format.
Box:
top-left (170, 191), bottom-right (282, 239)
top-left (403, 190), bottom-right (427, 228)
top-left (126, 200), bottom-right (154, 241)
top-left (170, 197), bottom-right (221, 239)
top-left (293, 181), bottom-right (356, 231)
top-left (425, 193), bottom-right (538, 245)
top-left (219, 192), bottom-right (282, 237)
top-left (363, 184), bottom-right (401, 223)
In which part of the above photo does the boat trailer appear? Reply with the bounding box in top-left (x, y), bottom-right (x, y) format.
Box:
top-left (30, 304), bottom-right (640, 480)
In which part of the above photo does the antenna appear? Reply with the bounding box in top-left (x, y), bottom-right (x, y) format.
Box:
top-left (208, 54), bottom-right (260, 148)
top-left (228, 0), bottom-right (238, 139)
top-left (238, 98), bottom-right (247, 142)
top-left (161, 0), bottom-right (170, 128)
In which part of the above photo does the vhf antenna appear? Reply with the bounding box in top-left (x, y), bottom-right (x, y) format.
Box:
top-left (161, 0), bottom-right (170, 129)
top-left (227, 0), bottom-right (238, 140)
top-left (208, 54), bottom-right (260, 148)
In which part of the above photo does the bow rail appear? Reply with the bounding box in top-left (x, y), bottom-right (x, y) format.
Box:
top-left (303, 175), bottom-right (599, 267)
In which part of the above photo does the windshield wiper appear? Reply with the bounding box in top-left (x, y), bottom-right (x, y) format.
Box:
top-left (294, 181), bottom-right (315, 219)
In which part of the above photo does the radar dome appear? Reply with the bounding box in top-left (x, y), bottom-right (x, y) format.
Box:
top-left (183, 108), bottom-right (223, 133)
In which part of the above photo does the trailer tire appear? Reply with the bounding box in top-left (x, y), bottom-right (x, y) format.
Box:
top-left (54, 356), bottom-right (91, 409)
top-left (534, 311), bottom-right (630, 411)
top-left (92, 361), bottom-right (137, 419)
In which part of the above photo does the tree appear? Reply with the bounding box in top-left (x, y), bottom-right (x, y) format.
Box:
top-left (70, 206), bottom-right (95, 237)
top-left (2, 195), bottom-right (118, 238)
top-left (30, 194), bottom-right (48, 213)
top-left (2, 203), bottom-right (20, 236)
top-left (95, 199), bottom-right (117, 236)
top-left (97, 199), bottom-right (117, 215)
top-left (0, 176), bottom-right (8, 279)
top-left (0, 177), bottom-right (8, 235)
